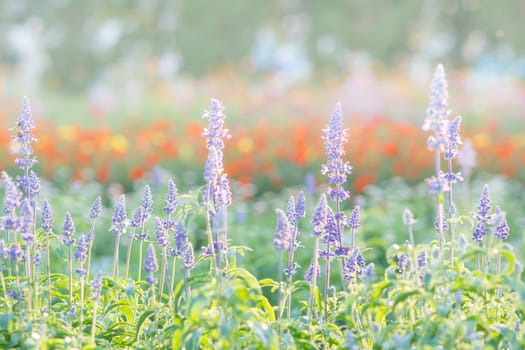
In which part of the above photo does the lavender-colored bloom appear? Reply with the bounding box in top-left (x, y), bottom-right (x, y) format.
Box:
top-left (110, 195), bottom-right (128, 236)
top-left (343, 253), bottom-right (357, 282)
top-left (130, 206), bottom-right (144, 228)
top-left (425, 175), bottom-right (449, 195)
top-left (362, 263), bottom-right (376, 281)
top-left (295, 191), bottom-right (306, 219)
top-left (173, 219), bottom-right (188, 256)
top-left (12, 97), bottom-right (37, 171)
top-left (434, 205), bottom-right (447, 234)
top-left (457, 139), bottom-right (477, 179)
top-left (348, 205), bottom-right (360, 229)
top-left (442, 170), bottom-right (464, 183)
top-left (311, 194), bottom-right (328, 236)
top-left (62, 212), bottom-right (76, 246)
top-left (202, 98), bottom-right (230, 151)
top-left (334, 246), bottom-right (350, 256)
top-left (140, 185), bottom-right (153, 222)
top-left (154, 217), bottom-right (169, 248)
top-left (7, 244), bottom-right (24, 262)
top-left (2, 172), bottom-right (22, 214)
top-left (323, 207), bottom-right (339, 245)
top-left (304, 258), bottom-right (320, 282)
top-left (75, 234), bottom-right (89, 275)
top-left (355, 248), bottom-right (365, 268)
top-left (423, 64), bottom-right (450, 134)
top-left (286, 196), bottom-right (297, 228)
top-left (182, 244), bottom-right (195, 270)
top-left (417, 251), bottom-right (427, 268)
top-left (397, 253), bottom-right (409, 272)
top-left (29, 170), bottom-right (41, 197)
top-left (90, 196), bottom-right (102, 219)
top-left (444, 116), bottom-right (462, 160)
top-left (90, 272), bottom-right (103, 302)
top-left (494, 207), bottom-right (509, 240)
top-left (41, 200), bottom-right (54, 232)
top-left (477, 185), bottom-right (492, 220)
top-left (19, 199), bottom-right (34, 244)
top-left (403, 208), bottom-right (415, 226)
top-left (33, 250), bottom-right (42, 267)
top-left (163, 179), bottom-right (178, 215)
top-left (144, 244), bottom-right (158, 284)
top-left (321, 103), bottom-right (352, 202)
top-left (217, 173), bottom-right (232, 207)
top-left (273, 209), bottom-right (291, 251)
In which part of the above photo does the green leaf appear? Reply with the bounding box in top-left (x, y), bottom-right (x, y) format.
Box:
top-left (135, 309), bottom-right (154, 341)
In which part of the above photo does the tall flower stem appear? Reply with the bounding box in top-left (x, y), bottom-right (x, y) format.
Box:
top-left (68, 246), bottom-right (73, 306)
top-left (324, 242), bottom-right (331, 322)
top-left (112, 235), bottom-right (121, 279)
top-left (159, 246), bottom-right (168, 300)
top-left (85, 218), bottom-right (97, 291)
top-left (124, 228), bottom-right (136, 280)
top-left (46, 229), bottom-right (52, 309)
top-left (138, 241), bottom-right (144, 281)
top-left (447, 158), bottom-right (456, 264)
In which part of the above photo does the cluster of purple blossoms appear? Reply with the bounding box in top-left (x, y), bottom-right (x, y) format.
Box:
top-left (321, 103), bottom-right (352, 203)
top-left (62, 212), bottom-right (76, 246)
top-left (90, 196), bottom-right (102, 220)
top-left (1, 172), bottom-right (22, 232)
top-left (74, 234), bottom-right (90, 275)
top-left (11, 98), bottom-right (38, 182)
top-left (273, 209), bottom-right (291, 251)
top-left (343, 248), bottom-right (365, 283)
top-left (163, 179), bottom-right (178, 216)
top-left (397, 253), bottom-right (410, 272)
top-left (472, 185), bottom-right (493, 242)
top-left (423, 64), bottom-right (450, 152)
top-left (144, 244), bottom-right (159, 284)
top-left (155, 217), bottom-right (169, 248)
top-left (494, 207), bottom-right (509, 240)
top-left (110, 195), bottom-right (128, 236)
top-left (90, 272), bottom-right (103, 302)
top-left (304, 258), bottom-right (321, 282)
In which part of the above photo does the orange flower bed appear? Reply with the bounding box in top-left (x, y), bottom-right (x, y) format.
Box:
top-left (1, 111), bottom-right (523, 194)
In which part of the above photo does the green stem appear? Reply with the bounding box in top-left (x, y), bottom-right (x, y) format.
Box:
top-left (125, 228), bottom-right (136, 280)
top-left (324, 241), bottom-right (331, 322)
top-left (308, 237), bottom-right (320, 322)
top-left (112, 235), bottom-right (121, 279)
top-left (68, 246), bottom-right (73, 306)
top-left (138, 241), bottom-right (144, 281)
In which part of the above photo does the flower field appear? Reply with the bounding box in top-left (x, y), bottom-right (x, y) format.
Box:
top-left (0, 65), bottom-right (525, 349)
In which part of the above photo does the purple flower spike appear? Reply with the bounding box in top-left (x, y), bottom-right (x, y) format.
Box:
top-left (2, 171), bottom-right (22, 214)
top-left (131, 206), bottom-right (144, 228)
top-left (140, 185), bottom-right (153, 222)
top-left (273, 209), bottom-right (291, 251)
top-left (174, 219), bottom-right (188, 256)
top-left (423, 64), bottom-right (450, 133)
top-left (321, 103), bottom-right (352, 202)
top-left (494, 207), bottom-right (509, 240)
top-left (348, 205), bottom-right (360, 230)
top-left (42, 199), bottom-right (54, 232)
top-left (311, 194), bottom-right (328, 237)
top-left (444, 116), bottom-right (462, 160)
top-left (154, 217), bottom-right (169, 248)
top-left (19, 199), bottom-right (34, 244)
top-left (304, 258), bottom-right (320, 282)
top-left (163, 179), bottom-right (178, 215)
top-left (12, 97), bottom-right (38, 171)
top-left (62, 212), bottom-right (76, 246)
top-left (477, 185), bottom-right (491, 220)
top-left (397, 253), bottom-right (410, 272)
top-left (90, 196), bottom-right (102, 219)
top-left (295, 191), bottom-right (306, 219)
top-left (90, 272), bottom-right (103, 302)
top-left (144, 244), bottom-right (158, 284)
top-left (110, 195), bottom-right (128, 236)
top-left (182, 244), bottom-right (195, 270)
top-left (75, 234), bottom-right (89, 275)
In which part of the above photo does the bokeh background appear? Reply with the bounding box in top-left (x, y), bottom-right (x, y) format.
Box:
top-left (1, 0), bottom-right (525, 195)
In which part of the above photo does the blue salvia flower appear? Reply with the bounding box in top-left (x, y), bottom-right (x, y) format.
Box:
top-left (2, 171), bottom-right (22, 215)
top-left (417, 251), bottom-right (427, 268)
top-left (273, 209), bottom-right (291, 251)
top-left (398, 253), bottom-right (410, 272)
top-left (202, 98), bottom-right (230, 151)
top-left (41, 200), bottom-right (54, 232)
top-left (425, 175), bottom-right (449, 195)
top-left (163, 179), bottom-right (178, 215)
top-left (11, 97), bottom-right (37, 172)
top-left (295, 191), bottom-right (306, 219)
top-left (140, 185), bottom-right (153, 222)
top-left (494, 207), bottom-right (509, 240)
top-left (444, 116), bottom-right (462, 160)
top-left (321, 103), bottom-right (352, 202)
top-left (90, 272), bottom-right (103, 302)
top-left (90, 196), bottom-right (102, 220)
top-left (0, 240), bottom-right (6, 270)
top-left (62, 212), bottom-right (76, 246)
top-left (343, 253), bottom-right (357, 283)
top-left (434, 205), bottom-right (448, 233)
top-left (217, 173), bottom-right (232, 207)
top-left (323, 207), bottom-right (340, 245)
top-left (473, 185), bottom-right (492, 242)
top-left (130, 206), bottom-right (144, 228)
top-left (110, 195), bottom-right (128, 236)
top-left (348, 205), bottom-right (361, 229)
top-left (403, 208), bottom-right (415, 226)
top-left (182, 244), bottom-right (195, 270)
top-left (362, 263), bottom-right (376, 281)
top-left (311, 194), bottom-right (328, 237)
top-left (28, 170), bottom-right (41, 204)
top-left (173, 219), bottom-right (188, 256)
top-left (33, 249), bottom-right (42, 267)
top-left (19, 199), bottom-right (34, 244)
top-left (423, 64), bottom-right (450, 151)
top-left (154, 217), bottom-right (169, 248)
top-left (75, 234), bottom-right (89, 275)
top-left (304, 258), bottom-right (320, 282)
top-left (286, 195), bottom-right (297, 229)
top-left (144, 244), bottom-right (159, 284)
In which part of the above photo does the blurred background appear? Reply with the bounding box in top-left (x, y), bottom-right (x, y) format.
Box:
top-left (0, 0), bottom-right (524, 194)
